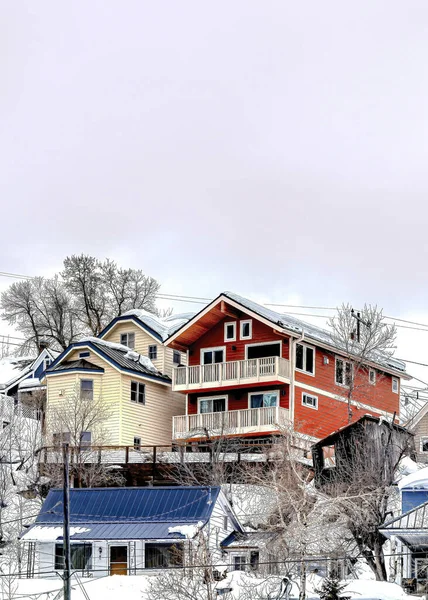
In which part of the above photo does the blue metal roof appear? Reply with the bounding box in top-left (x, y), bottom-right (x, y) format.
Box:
top-left (36, 487), bottom-right (220, 524)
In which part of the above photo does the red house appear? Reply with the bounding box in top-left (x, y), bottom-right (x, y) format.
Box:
top-left (166, 292), bottom-right (409, 445)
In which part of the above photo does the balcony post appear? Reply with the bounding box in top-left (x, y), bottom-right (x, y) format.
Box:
top-left (256, 359), bottom-right (260, 381)
top-left (275, 356), bottom-right (279, 376)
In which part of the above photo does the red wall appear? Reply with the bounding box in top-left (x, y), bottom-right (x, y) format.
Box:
top-left (188, 316), bottom-right (290, 365)
top-left (295, 347), bottom-right (400, 415)
top-left (187, 385), bottom-right (289, 415)
top-left (294, 385), bottom-right (394, 439)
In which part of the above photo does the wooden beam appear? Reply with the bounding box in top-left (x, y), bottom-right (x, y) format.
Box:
top-left (220, 301), bottom-right (240, 319)
top-left (170, 341), bottom-right (188, 352)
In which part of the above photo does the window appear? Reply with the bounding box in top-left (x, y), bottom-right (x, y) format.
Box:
top-left (145, 543), bottom-right (183, 569)
top-left (201, 348), bottom-right (224, 364)
top-left (250, 551), bottom-right (260, 571)
top-left (148, 345), bottom-right (157, 360)
top-left (302, 392), bottom-right (318, 410)
top-left (131, 381), bottom-right (145, 404)
top-left (224, 322), bottom-right (236, 342)
top-left (120, 332), bottom-right (135, 350)
top-left (55, 543), bottom-right (92, 571)
top-left (44, 358), bottom-right (51, 370)
top-left (79, 431), bottom-right (91, 447)
top-left (198, 396), bottom-right (226, 414)
top-left (240, 320), bottom-right (252, 340)
top-left (249, 391), bottom-right (278, 408)
top-left (296, 344), bottom-right (315, 375)
top-left (335, 358), bottom-right (352, 386)
top-left (80, 379), bottom-right (93, 400)
top-left (223, 516), bottom-right (228, 530)
top-left (173, 350), bottom-right (181, 365)
top-left (53, 432), bottom-right (71, 447)
top-left (79, 351), bottom-right (90, 359)
top-left (232, 554), bottom-right (247, 571)
top-left (369, 369), bottom-right (376, 385)
top-left (134, 436), bottom-right (142, 450)
top-left (246, 342), bottom-right (281, 359)
top-left (392, 378), bottom-right (399, 394)
top-left (421, 438), bottom-right (428, 453)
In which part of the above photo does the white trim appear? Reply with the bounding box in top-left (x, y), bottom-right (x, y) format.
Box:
top-left (224, 322), bottom-right (237, 343)
top-left (120, 331), bottom-right (135, 349)
top-left (240, 320), bottom-right (252, 340)
top-left (295, 342), bottom-right (316, 377)
top-left (248, 389), bottom-right (279, 409)
top-left (335, 356), bottom-right (353, 387)
top-left (392, 377), bottom-right (399, 394)
top-left (200, 346), bottom-right (226, 365)
top-left (244, 340), bottom-right (282, 359)
top-left (197, 395), bottom-right (228, 413)
top-left (420, 437), bottom-right (428, 453)
top-left (369, 369), bottom-right (376, 385)
top-left (302, 392), bottom-right (318, 410)
top-left (295, 381), bottom-right (395, 418)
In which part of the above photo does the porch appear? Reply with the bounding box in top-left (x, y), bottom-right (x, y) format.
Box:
top-left (173, 405), bottom-right (290, 440)
top-left (172, 356), bottom-right (291, 392)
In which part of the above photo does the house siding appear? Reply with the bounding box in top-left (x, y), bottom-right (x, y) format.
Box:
top-left (187, 385), bottom-right (289, 416)
top-left (412, 414), bottom-right (428, 464)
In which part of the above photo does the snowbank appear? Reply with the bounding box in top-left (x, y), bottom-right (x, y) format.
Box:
top-left (168, 521), bottom-right (203, 538)
top-left (398, 465), bottom-right (428, 490)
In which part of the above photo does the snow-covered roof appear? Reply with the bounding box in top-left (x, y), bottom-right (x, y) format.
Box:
top-left (0, 355), bottom-right (35, 390)
top-left (398, 465), bottom-right (428, 490)
top-left (223, 292), bottom-right (406, 374)
top-left (18, 377), bottom-right (42, 390)
top-left (120, 309), bottom-right (195, 341)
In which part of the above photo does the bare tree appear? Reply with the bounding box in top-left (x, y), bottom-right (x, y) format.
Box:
top-left (328, 303), bottom-right (397, 423)
top-left (1, 254), bottom-right (161, 351)
top-left (44, 386), bottom-right (124, 488)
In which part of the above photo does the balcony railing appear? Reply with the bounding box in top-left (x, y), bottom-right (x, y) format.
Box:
top-left (173, 405), bottom-right (290, 439)
top-left (173, 356), bottom-right (291, 391)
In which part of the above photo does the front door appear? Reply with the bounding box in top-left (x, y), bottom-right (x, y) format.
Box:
top-left (109, 545), bottom-right (128, 576)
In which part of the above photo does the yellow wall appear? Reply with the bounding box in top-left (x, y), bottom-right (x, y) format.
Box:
top-left (45, 344), bottom-right (186, 447)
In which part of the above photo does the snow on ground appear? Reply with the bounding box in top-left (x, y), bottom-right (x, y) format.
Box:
top-left (11, 575), bottom-right (415, 599)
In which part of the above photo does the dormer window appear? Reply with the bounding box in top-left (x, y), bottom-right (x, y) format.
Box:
top-left (240, 320), bottom-right (252, 340)
top-left (121, 332), bottom-right (135, 350)
top-left (224, 322), bottom-right (236, 342)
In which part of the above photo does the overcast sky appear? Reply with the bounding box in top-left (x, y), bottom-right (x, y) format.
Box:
top-left (1, 1), bottom-right (428, 384)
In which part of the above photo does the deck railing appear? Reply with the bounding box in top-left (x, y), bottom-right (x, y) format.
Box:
top-left (173, 406), bottom-right (290, 439)
top-left (173, 356), bottom-right (290, 390)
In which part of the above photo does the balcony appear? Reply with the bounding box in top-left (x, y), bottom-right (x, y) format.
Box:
top-left (173, 405), bottom-right (290, 440)
top-left (172, 356), bottom-right (291, 392)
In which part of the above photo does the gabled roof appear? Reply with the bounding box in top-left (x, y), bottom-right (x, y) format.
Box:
top-left (166, 291), bottom-right (408, 376)
top-left (0, 355), bottom-right (36, 391)
top-left (99, 310), bottom-right (195, 343)
top-left (45, 338), bottom-right (170, 384)
top-left (221, 530), bottom-right (277, 548)
top-left (21, 487), bottom-right (227, 542)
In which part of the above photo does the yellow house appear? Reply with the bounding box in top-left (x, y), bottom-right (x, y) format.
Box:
top-left (43, 311), bottom-right (192, 448)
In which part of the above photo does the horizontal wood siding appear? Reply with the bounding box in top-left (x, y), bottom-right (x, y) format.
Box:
top-left (413, 415), bottom-right (428, 463)
top-left (189, 317), bottom-right (290, 366)
top-left (294, 384), bottom-right (394, 439)
top-left (120, 375), bottom-right (185, 445)
top-left (294, 346), bottom-right (400, 416)
top-left (46, 348), bottom-right (122, 445)
top-left (188, 385), bottom-right (289, 415)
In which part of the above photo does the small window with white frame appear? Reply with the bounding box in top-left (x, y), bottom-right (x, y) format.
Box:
top-left (80, 379), bottom-right (93, 400)
top-left (231, 554), bottom-right (247, 571)
top-left (224, 322), bottom-right (236, 342)
top-left (302, 392), bottom-right (318, 410)
top-left (131, 381), bottom-right (145, 404)
top-left (148, 345), bottom-right (157, 360)
top-left (369, 369), bottom-right (376, 385)
top-left (335, 358), bottom-right (353, 386)
top-left (296, 343), bottom-right (315, 375)
top-left (392, 377), bottom-right (399, 394)
top-left (120, 332), bottom-right (135, 350)
top-left (240, 320), bottom-right (252, 340)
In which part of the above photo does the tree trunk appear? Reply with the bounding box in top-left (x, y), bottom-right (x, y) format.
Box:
top-left (299, 560), bottom-right (307, 600)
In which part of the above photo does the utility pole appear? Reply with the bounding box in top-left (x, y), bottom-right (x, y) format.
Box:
top-left (351, 308), bottom-right (371, 342)
top-left (63, 443), bottom-right (71, 600)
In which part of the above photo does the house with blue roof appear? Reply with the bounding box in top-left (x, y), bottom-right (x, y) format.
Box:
top-left (42, 311), bottom-right (193, 449)
top-left (20, 486), bottom-right (244, 578)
